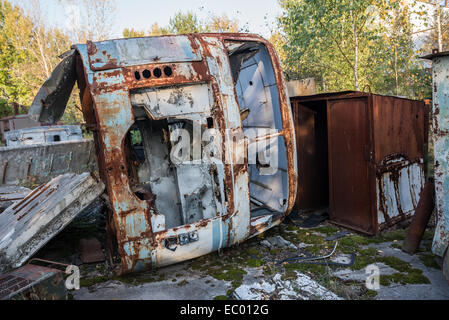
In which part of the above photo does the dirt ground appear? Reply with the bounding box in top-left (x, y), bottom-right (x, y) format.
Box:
top-left (33, 202), bottom-right (449, 300)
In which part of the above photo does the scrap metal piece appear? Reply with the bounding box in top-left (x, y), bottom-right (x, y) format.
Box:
top-left (0, 263), bottom-right (66, 300)
top-left (79, 238), bottom-right (105, 264)
top-left (0, 173), bottom-right (105, 273)
top-left (402, 179), bottom-right (435, 254)
top-left (28, 49), bottom-right (76, 124)
top-left (4, 125), bottom-right (83, 147)
top-left (0, 186), bottom-right (31, 212)
top-left (325, 230), bottom-right (350, 241)
top-left (277, 241), bottom-right (339, 265)
top-left (0, 139), bottom-right (97, 187)
top-left (26, 34), bottom-right (298, 274)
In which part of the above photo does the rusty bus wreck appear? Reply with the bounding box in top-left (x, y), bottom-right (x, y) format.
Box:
top-left (24, 34), bottom-right (297, 274)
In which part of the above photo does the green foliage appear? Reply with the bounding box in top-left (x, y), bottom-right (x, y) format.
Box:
top-left (130, 129), bottom-right (143, 146)
top-left (122, 28), bottom-right (146, 38)
top-left (121, 12), bottom-right (241, 38)
top-left (276, 0), bottom-right (431, 99)
top-left (0, 98), bottom-right (13, 118)
top-left (0, 0), bottom-right (78, 123)
top-left (0, 1), bottom-right (34, 104)
top-left (169, 11), bottom-right (204, 34)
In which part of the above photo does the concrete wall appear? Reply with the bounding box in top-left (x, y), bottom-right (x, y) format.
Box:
top-left (286, 78), bottom-right (316, 98)
top-left (0, 139), bottom-right (97, 186)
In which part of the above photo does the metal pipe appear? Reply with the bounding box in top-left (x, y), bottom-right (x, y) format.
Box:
top-left (402, 179), bottom-right (435, 254)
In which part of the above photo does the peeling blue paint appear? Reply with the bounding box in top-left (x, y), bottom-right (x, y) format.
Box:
top-left (426, 53), bottom-right (449, 257)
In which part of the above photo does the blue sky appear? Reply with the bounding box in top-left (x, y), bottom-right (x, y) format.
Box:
top-left (11, 0), bottom-right (282, 39)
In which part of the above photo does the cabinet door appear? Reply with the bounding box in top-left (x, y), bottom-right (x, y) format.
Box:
top-left (327, 98), bottom-right (375, 234)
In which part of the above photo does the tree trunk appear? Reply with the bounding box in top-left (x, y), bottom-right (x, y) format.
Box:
top-left (395, 47), bottom-right (399, 96)
top-left (351, 9), bottom-right (359, 90)
top-left (437, 4), bottom-right (443, 52)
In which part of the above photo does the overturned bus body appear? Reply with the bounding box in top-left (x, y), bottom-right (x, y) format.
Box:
top-left (28, 34), bottom-right (298, 274)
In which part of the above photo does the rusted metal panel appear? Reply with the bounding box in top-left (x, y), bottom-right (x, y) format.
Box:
top-left (0, 139), bottom-right (97, 186)
top-left (24, 33), bottom-right (297, 274)
top-left (0, 114), bottom-right (42, 143)
top-left (4, 125), bottom-right (83, 147)
top-left (375, 155), bottom-right (425, 228)
top-left (372, 95), bottom-right (427, 229)
top-left (402, 179), bottom-right (435, 254)
top-left (327, 97), bottom-right (375, 234)
top-left (0, 263), bottom-right (66, 300)
top-left (423, 51), bottom-right (449, 257)
top-left (291, 92), bottom-right (427, 235)
top-left (79, 238), bottom-right (105, 264)
top-left (86, 36), bottom-right (202, 71)
top-left (371, 96), bottom-right (426, 164)
top-left (28, 50), bottom-right (77, 124)
top-left (0, 173), bottom-right (105, 273)
top-left (0, 186), bottom-right (30, 212)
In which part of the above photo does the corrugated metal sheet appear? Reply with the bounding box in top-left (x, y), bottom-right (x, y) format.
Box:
top-left (0, 173), bottom-right (105, 272)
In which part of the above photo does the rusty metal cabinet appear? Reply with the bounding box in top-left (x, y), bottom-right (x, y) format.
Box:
top-left (291, 92), bottom-right (428, 235)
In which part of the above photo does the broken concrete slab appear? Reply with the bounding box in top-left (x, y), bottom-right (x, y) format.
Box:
top-left (376, 283), bottom-right (449, 300)
top-left (0, 173), bottom-right (105, 273)
top-left (260, 235), bottom-right (303, 250)
top-left (73, 275), bottom-right (230, 300)
top-left (330, 253), bottom-right (355, 265)
top-left (333, 263), bottom-right (397, 282)
top-left (233, 271), bottom-right (342, 300)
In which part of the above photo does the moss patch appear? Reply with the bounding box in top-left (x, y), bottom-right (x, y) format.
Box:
top-left (380, 269), bottom-right (430, 286)
top-left (377, 256), bottom-right (411, 273)
top-left (283, 262), bottom-right (327, 276)
top-left (80, 276), bottom-right (109, 288)
top-left (422, 230), bottom-right (434, 241)
top-left (363, 289), bottom-right (378, 299)
top-left (351, 248), bottom-right (377, 270)
top-left (313, 225), bottom-right (340, 236)
top-left (419, 253), bottom-right (441, 269)
top-left (178, 280), bottom-right (188, 286)
top-left (247, 258), bottom-right (264, 268)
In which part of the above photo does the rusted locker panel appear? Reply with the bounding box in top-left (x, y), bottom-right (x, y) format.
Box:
top-left (371, 95), bottom-right (426, 229)
top-left (290, 91), bottom-right (427, 235)
top-left (327, 97), bottom-right (375, 234)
